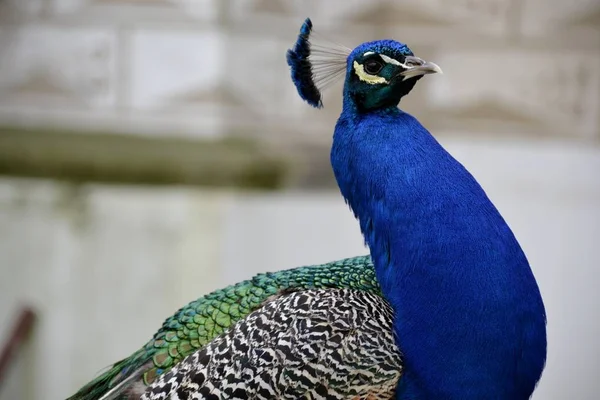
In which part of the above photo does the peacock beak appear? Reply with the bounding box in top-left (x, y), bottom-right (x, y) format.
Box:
top-left (399, 56), bottom-right (443, 80)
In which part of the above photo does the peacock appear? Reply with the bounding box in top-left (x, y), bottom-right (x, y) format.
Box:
top-left (68, 18), bottom-right (547, 400)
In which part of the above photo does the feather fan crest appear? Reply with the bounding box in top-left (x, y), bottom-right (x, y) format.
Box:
top-left (286, 18), bottom-right (350, 108)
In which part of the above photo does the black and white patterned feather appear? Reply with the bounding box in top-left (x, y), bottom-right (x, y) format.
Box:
top-left (142, 289), bottom-right (402, 400)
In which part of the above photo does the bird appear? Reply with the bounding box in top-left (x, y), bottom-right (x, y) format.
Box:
top-left (289, 18), bottom-right (547, 399)
top-left (68, 17), bottom-right (547, 400)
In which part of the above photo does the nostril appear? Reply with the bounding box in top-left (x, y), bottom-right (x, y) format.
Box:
top-left (403, 57), bottom-right (424, 67)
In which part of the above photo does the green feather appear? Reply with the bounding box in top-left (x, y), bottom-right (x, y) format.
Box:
top-left (66, 255), bottom-right (379, 400)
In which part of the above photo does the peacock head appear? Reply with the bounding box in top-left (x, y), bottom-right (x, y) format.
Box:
top-left (345, 40), bottom-right (442, 111)
top-left (287, 18), bottom-right (442, 111)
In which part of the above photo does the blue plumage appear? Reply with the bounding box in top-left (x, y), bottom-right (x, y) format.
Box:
top-left (289, 20), bottom-right (547, 400)
top-left (286, 18), bottom-right (323, 108)
top-left (351, 40), bottom-right (414, 59)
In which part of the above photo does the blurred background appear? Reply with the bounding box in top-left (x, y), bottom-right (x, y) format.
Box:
top-left (0, 0), bottom-right (598, 399)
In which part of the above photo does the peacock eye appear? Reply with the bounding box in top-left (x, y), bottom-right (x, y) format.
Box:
top-left (364, 59), bottom-right (383, 75)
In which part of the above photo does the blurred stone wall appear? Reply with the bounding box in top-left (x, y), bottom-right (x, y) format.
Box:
top-left (0, 1), bottom-right (598, 156)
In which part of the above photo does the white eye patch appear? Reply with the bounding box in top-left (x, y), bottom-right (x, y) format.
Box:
top-left (353, 52), bottom-right (404, 85)
top-left (379, 54), bottom-right (401, 66)
top-left (353, 61), bottom-right (388, 84)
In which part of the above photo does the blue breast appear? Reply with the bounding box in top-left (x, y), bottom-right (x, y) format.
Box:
top-left (331, 106), bottom-right (547, 399)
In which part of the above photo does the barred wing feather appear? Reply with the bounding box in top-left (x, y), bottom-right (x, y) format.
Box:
top-left (142, 289), bottom-right (402, 400)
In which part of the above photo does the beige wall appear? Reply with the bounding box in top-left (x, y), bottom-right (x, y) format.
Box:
top-left (0, 137), bottom-right (599, 400)
top-left (0, 0), bottom-right (598, 145)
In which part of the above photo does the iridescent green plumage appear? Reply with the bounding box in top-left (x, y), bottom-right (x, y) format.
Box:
top-left (68, 255), bottom-right (379, 400)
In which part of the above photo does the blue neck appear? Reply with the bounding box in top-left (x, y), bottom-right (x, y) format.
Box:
top-left (331, 101), bottom-right (546, 399)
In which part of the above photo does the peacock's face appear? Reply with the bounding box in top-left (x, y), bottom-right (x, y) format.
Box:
top-left (344, 40), bottom-right (442, 111)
